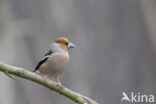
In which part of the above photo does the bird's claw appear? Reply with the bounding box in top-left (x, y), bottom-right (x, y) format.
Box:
top-left (57, 83), bottom-right (63, 88)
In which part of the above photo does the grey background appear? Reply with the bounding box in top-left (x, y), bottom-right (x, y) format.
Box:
top-left (0, 0), bottom-right (156, 104)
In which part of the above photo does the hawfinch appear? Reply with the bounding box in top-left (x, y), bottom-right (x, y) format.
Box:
top-left (33, 37), bottom-right (75, 88)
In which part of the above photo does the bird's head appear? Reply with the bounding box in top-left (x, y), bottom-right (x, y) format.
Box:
top-left (54, 37), bottom-right (75, 52)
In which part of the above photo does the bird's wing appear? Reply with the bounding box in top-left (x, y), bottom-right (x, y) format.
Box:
top-left (44, 50), bottom-right (53, 56)
top-left (33, 50), bottom-right (53, 72)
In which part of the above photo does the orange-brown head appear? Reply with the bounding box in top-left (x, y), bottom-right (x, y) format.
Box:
top-left (54, 37), bottom-right (75, 52)
top-left (55, 37), bottom-right (70, 44)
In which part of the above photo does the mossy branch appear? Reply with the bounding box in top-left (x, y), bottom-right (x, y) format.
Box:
top-left (0, 61), bottom-right (98, 104)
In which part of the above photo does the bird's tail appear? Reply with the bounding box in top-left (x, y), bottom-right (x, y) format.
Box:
top-left (32, 69), bottom-right (37, 72)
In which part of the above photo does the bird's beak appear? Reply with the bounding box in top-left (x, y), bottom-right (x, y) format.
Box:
top-left (67, 42), bottom-right (75, 48)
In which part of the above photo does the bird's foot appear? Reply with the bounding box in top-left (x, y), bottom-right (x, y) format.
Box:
top-left (57, 83), bottom-right (63, 88)
top-left (56, 77), bottom-right (63, 88)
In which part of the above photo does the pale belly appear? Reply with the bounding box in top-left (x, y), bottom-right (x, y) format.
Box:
top-left (39, 53), bottom-right (69, 77)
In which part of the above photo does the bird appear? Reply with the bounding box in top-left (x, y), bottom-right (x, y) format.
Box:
top-left (33, 37), bottom-right (75, 88)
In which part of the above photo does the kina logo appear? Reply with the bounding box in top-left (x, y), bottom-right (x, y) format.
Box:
top-left (121, 92), bottom-right (154, 103)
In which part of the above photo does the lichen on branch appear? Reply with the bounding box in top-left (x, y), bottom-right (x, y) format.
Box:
top-left (0, 61), bottom-right (98, 104)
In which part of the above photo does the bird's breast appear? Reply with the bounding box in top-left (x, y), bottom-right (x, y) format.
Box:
top-left (39, 53), bottom-right (69, 77)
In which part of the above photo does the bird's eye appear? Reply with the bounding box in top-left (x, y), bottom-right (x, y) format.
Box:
top-left (64, 42), bottom-right (69, 46)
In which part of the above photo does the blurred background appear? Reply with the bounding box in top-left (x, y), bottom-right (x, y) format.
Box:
top-left (0, 0), bottom-right (156, 104)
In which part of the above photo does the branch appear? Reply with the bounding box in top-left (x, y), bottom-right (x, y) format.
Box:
top-left (0, 61), bottom-right (98, 104)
